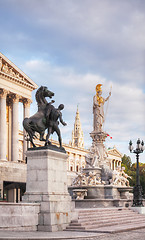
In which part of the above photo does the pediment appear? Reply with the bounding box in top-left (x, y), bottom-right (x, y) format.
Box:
top-left (107, 147), bottom-right (123, 158)
top-left (0, 52), bottom-right (38, 90)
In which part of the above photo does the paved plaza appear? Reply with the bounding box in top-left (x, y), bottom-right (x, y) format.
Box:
top-left (0, 229), bottom-right (145, 240)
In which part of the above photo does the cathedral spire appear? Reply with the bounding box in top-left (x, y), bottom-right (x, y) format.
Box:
top-left (71, 106), bottom-right (84, 148)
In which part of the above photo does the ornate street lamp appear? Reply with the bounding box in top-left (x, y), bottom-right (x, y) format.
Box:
top-left (129, 139), bottom-right (144, 207)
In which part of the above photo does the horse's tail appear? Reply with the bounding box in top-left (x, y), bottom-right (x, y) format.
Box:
top-left (23, 118), bottom-right (34, 139)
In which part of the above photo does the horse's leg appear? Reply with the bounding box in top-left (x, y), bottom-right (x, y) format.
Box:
top-left (28, 132), bottom-right (36, 148)
top-left (40, 131), bottom-right (45, 141)
top-left (31, 138), bottom-right (36, 148)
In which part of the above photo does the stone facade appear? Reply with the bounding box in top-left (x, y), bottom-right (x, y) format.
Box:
top-left (0, 52), bottom-right (37, 201)
top-left (107, 147), bottom-right (122, 170)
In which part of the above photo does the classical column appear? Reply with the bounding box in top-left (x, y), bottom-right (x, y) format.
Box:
top-left (11, 94), bottom-right (19, 162)
top-left (111, 160), bottom-right (113, 170)
top-left (74, 154), bottom-right (76, 172)
top-left (0, 89), bottom-right (8, 161)
top-left (23, 98), bottom-right (31, 161)
top-left (113, 160), bottom-right (115, 170)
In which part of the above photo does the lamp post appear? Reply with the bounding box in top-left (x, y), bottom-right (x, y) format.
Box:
top-left (129, 139), bottom-right (144, 207)
top-left (24, 134), bottom-right (29, 164)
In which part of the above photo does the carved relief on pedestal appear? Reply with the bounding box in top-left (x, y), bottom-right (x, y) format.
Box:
top-left (72, 172), bottom-right (88, 186)
top-left (88, 172), bottom-right (102, 186)
top-left (72, 189), bottom-right (87, 200)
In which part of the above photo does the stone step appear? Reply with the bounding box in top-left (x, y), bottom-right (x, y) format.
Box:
top-left (77, 216), bottom-right (145, 225)
top-left (85, 219), bottom-right (145, 229)
top-left (78, 209), bottom-right (131, 213)
top-left (78, 212), bottom-right (138, 220)
top-left (70, 223), bottom-right (82, 226)
top-left (78, 207), bottom-right (131, 212)
top-left (77, 207), bottom-right (128, 213)
top-left (90, 221), bottom-right (145, 233)
top-left (78, 213), bottom-right (143, 222)
top-left (66, 208), bottom-right (145, 233)
top-left (78, 209), bottom-right (132, 215)
top-left (70, 217), bottom-right (145, 228)
top-left (66, 225), bottom-right (85, 230)
top-left (79, 214), bottom-right (140, 220)
top-left (66, 222), bottom-right (145, 233)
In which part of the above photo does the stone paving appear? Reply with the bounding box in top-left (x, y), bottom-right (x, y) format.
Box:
top-left (0, 229), bottom-right (145, 240)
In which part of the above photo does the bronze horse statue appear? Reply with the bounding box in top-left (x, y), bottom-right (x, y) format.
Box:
top-left (23, 86), bottom-right (66, 148)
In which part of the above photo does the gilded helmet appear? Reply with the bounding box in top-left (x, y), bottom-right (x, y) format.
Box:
top-left (96, 84), bottom-right (102, 92)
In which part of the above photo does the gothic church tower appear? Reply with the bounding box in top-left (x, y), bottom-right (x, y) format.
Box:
top-left (71, 106), bottom-right (84, 148)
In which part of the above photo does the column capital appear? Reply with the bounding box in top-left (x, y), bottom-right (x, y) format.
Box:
top-left (0, 88), bottom-right (9, 99)
top-left (23, 98), bottom-right (32, 108)
top-left (10, 93), bottom-right (20, 103)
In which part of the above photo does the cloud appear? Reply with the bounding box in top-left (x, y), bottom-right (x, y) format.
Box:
top-left (1, 0), bottom-right (145, 81)
top-left (0, 0), bottom-right (145, 161)
top-left (22, 59), bottom-right (145, 156)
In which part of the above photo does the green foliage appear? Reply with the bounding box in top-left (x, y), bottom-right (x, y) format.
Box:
top-left (121, 154), bottom-right (132, 170)
top-left (121, 154), bottom-right (145, 197)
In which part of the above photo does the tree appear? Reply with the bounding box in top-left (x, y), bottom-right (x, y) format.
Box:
top-left (131, 163), bottom-right (145, 198)
top-left (121, 154), bottom-right (145, 197)
top-left (121, 154), bottom-right (132, 170)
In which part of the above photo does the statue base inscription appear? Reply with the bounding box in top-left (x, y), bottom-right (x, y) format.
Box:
top-left (23, 148), bottom-right (74, 232)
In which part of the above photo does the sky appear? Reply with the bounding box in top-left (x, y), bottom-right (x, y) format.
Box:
top-left (0, 0), bottom-right (145, 163)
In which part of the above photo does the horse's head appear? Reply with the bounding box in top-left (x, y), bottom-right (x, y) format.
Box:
top-left (42, 86), bottom-right (54, 98)
top-left (35, 86), bottom-right (55, 107)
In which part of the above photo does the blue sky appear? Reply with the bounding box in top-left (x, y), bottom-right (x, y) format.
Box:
top-left (0, 0), bottom-right (145, 162)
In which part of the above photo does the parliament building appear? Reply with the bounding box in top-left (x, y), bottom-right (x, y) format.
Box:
top-left (0, 52), bottom-right (122, 202)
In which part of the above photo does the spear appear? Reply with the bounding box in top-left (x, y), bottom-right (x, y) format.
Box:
top-left (104, 84), bottom-right (112, 128)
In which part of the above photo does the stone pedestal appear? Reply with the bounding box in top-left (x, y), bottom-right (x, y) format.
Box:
top-left (118, 187), bottom-right (133, 199)
top-left (86, 185), bottom-right (105, 199)
top-left (104, 185), bottom-right (121, 199)
top-left (90, 131), bottom-right (108, 167)
top-left (23, 147), bottom-right (73, 232)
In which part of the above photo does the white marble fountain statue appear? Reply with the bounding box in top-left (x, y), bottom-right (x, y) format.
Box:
top-left (69, 84), bottom-right (133, 208)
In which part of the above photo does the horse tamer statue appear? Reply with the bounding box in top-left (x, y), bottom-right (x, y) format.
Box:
top-left (23, 86), bottom-right (67, 149)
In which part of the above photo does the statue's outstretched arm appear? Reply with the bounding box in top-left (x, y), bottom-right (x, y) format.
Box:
top-left (59, 113), bottom-right (67, 126)
top-left (105, 91), bottom-right (111, 102)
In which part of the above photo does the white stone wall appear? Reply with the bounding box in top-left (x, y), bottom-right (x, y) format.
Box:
top-left (0, 161), bottom-right (26, 183)
top-left (0, 202), bottom-right (40, 231)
